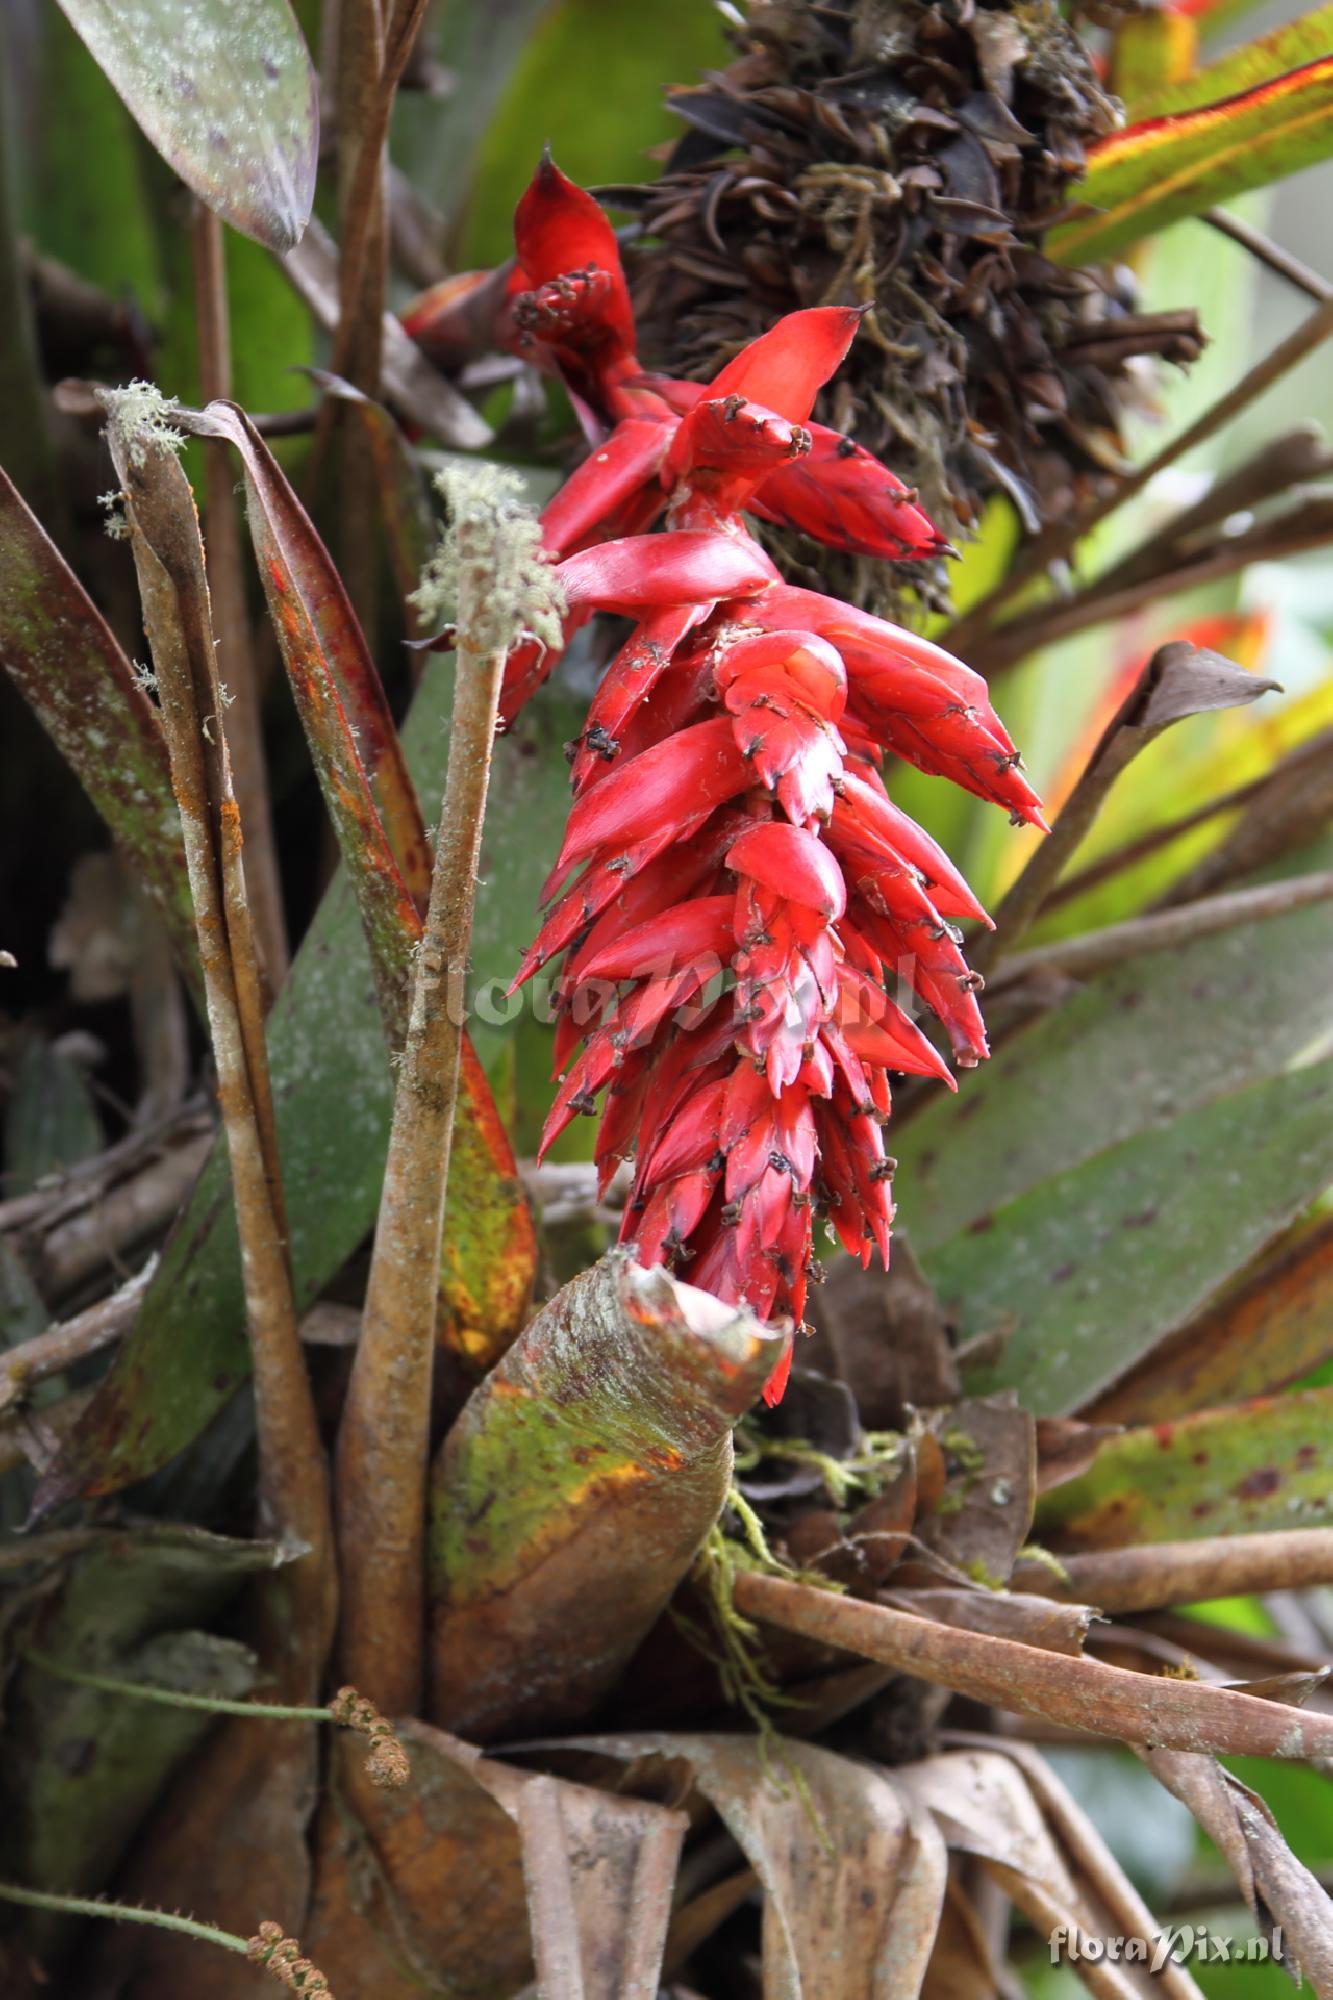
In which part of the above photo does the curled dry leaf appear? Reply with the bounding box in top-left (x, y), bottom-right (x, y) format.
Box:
top-left (429, 1254), bottom-right (786, 1739)
top-left (898, 1746), bottom-right (1203, 1999)
top-left (565, 1731), bottom-right (949, 2000)
top-left (909, 1394), bottom-right (1037, 1589)
top-left (1138, 1748), bottom-right (1333, 1992)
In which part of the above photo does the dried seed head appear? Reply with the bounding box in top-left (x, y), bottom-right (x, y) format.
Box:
top-left (329, 1684), bottom-right (411, 1788)
top-left (411, 463), bottom-right (566, 658)
top-left (246, 1921), bottom-right (334, 1995)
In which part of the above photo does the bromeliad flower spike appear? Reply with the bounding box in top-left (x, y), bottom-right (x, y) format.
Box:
top-left (439, 159), bottom-right (1047, 1404)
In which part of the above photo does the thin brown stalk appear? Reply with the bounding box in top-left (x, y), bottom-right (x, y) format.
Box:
top-left (989, 872), bottom-right (1333, 990)
top-left (1012, 1530), bottom-right (1333, 1618)
top-left (335, 605), bottom-right (508, 1714)
top-left (975, 497), bottom-right (1333, 673)
top-left (1042, 732), bottom-right (1333, 911)
top-left (1203, 208), bottom-right (1332, 304)
top-left (0, 1389), bottom-right (94, 1478)
top-left (190, 202), bottom-right (287, 989)
top-left (733, 1571), bottom-right (1333, 1759)
top-left (108, 409), bottom-right (333, 1699)
top-left (0, 1263), bottom-right (152, 1414)
top-left (971, 643), bottom-right (1275, 976)
top-left (947, 293), bottom-right (1333, 651)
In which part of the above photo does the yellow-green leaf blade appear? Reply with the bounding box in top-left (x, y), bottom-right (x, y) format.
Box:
top-left (1049, 57), bottom-right (1333, 266)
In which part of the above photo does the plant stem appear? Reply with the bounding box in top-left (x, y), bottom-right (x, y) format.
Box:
top-left (989, 871), bottom-right (1333, 989)
top-left (23, 1649), bottom-right (333, 1720)
top-left (1204, 208), bottom-right (1331, 304)
top-left (109, 422), bottom-right (334, 1699)
top-left (1014, 1528), bottom-right (1333, 1616)
top-left (0, 1882), bottom-right (247, 1955)
top-left (734, 1570), bottom-right (1333, 1759)
top-left (336, 625), bottom-right (508, 1715)
top-left (190, 201), bottom-right (287, 989)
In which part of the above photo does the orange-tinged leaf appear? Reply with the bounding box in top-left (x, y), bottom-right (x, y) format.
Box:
top-left (1049, 57), bottom-right (1333, 266)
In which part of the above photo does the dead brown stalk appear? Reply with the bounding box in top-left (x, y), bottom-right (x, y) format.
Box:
top-left (107, 403), bottom-right (333, 1698)
top-left (734, 1571), bottom-right (1333, 1760)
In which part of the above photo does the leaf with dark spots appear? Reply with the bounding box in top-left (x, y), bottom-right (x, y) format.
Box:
top-left (52, 0), bottom-right (317, 250)
top-left (898, 894), bottom-right (1333, 1254)
top-left (0, 467), bottom-right (199, 1002)
top-left (931, 1058), bottom-right (1333, 1415)
top-left (1092, 1213), bottom-right (1333, 1424)
top-left (1039, 1385), bottom-right (1333, 1548)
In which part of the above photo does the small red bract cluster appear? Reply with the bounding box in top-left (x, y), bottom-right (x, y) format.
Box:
top-left (412, 159), bottom-right (1046, 1403)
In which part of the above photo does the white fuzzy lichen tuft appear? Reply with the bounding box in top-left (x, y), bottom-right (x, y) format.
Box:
top-left (98, 380), bottom-right (185, 468)
top-left (98, 491), bottom-right (129, 541)
top-left (410, 463), bottom-right (565, 659)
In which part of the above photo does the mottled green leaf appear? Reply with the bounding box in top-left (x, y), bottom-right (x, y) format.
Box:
top-left (930, 1058), bottom-right (1333, 1414)
top-left (896, 898), bottom-right (1333, 1255)
top-left (0, 1523), bottom-right (273, 1939)
top-left (42, 660), bottom-right (582, 1501)
top-left (3, 1039), bottom-right (104, 1198)
top-left (1037, 1386), bottom-right (1333, 1546)
top-left (0, 468), bottom-right (199, 996)
top-left (52, 0), bottom-right (317, 250)
top-left (1049, 57), bottom-right (1333, 266)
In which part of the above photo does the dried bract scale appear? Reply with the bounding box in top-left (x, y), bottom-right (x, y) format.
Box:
top-left (628, 0), bottom-right (1203, 609)
top-left (414, 160), bottom-right (1043, 1403)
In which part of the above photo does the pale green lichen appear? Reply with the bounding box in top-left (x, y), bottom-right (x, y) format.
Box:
top-left (411, 463), bottom-right (565, 659)
top-left (98, 380), bottom-right (186, 469)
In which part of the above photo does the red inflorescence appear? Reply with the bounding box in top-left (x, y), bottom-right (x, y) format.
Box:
top-left (417, 158), bottom-right (1046, 1403)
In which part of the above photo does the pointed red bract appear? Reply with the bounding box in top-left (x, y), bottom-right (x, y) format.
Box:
top-left (473, 164), bottom-right (1046, 1400)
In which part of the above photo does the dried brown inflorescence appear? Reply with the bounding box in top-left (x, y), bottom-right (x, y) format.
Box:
top-left (631, 0), bottom-right (1203, 610)
top-left (246, 1921), bottom-right (334, 1995)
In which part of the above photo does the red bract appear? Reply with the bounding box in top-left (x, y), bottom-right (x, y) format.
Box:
top-left (470, 162), bottom-right (1045, 1403)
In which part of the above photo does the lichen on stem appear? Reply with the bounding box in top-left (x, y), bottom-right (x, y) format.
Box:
top-left (335, 467), bottom-right (563, 1714)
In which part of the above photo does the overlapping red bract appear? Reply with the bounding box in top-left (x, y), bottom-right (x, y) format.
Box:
top-left (427, 159), bottom-right (1045, 1403)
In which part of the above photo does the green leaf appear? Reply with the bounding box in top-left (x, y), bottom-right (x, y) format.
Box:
top-left (1048, 56), bottom-right (1333, 266)
top-left (0, 1523), bottom-right (272, 1933)
top-left (929, 1057), bottom-right (1333, 1415)
top-left (0, 468), bottom-right (199, 998)
top-left (459, 0), bottom-right (729, 264)
top-left (41, 660), bottom-right (583, 1501)
top-left (1129, 5), bottom-right (1333, 121)
top-left (20, 6), bottom-right (164, 312)
top-left (3, 1040), bottom-right (104, 1198)
top-left (1037, 1385), bottom-right (1333, 1545)
top-left (896, 896), bottom-right (1333, 1255)
top-left (51, 0), bottom-right (317, 251)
